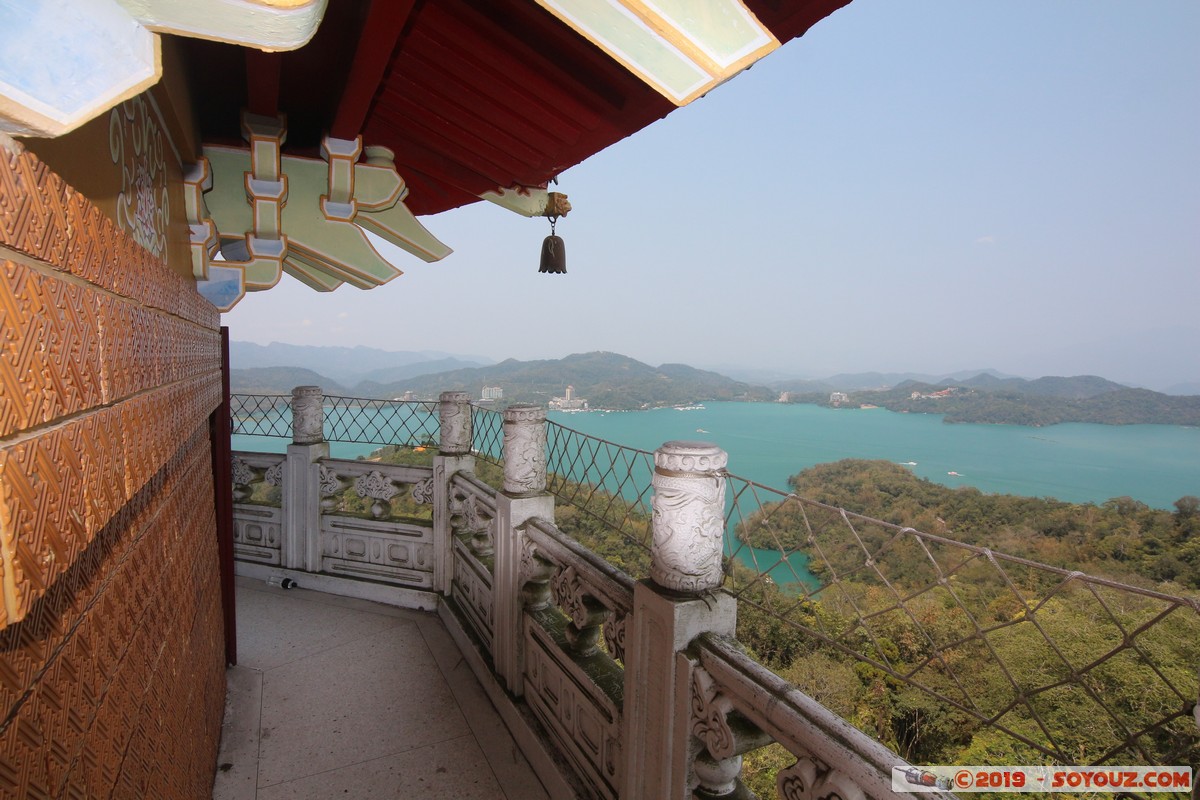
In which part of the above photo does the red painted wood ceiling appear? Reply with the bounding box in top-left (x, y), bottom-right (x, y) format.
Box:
top-left (181, 0), bottom-right (850, 216)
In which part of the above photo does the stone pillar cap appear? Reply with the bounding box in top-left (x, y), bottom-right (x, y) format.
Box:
top-left (654, 441), bottom-right (728, 473)
top-left (503, 403), bottom-right (546, 421)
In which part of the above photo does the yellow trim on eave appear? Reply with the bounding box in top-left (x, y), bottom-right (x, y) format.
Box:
top-left (534, 0), bottom-right (779, 107)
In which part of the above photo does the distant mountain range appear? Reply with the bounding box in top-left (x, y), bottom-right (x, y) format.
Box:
top-left (230, 341), bottom-right (491, 386)
top-left (229, 346), bottom-right (772, 408)
top-left (362, 351), bottom-right (773, 408)
top-left (770, 369), bottom-right (1021, 394)
top-left (228, 343), bottom-right (1199, 423)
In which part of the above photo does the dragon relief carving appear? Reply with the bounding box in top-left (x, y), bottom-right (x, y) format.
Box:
top-left (777, 756), bottom-right (867, 800)
top-left (690, 667), bottom-right (736, 760)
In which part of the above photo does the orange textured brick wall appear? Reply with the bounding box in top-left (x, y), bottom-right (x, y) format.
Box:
top-left (0, 136), bottom-right (225, 797)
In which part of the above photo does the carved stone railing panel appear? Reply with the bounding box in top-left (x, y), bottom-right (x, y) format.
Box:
top-left (317, 463), bottom-right (341, 510)
top-left (232, 504), bottom-right (282, 565)
top-left (448, 471), bottom-right (498, 652)
top-left (776, 756), bottom-right (868, 800)
top-left (231, 451), bottom-right (286, 506)
top-left (355, 469), bottom-right (399, 518)
top-left (318, 457), bottom-right (433, 521)
top-left (320, 514), bottom-right (434, 589)
top-left (694, 633), bottom-right (953, 800)
top-left (524, 610), bottom-right (623, 800)
top-left (518, 518), bottom-right (636, 800)
top-left (453, 536), bottom-right (494, 653)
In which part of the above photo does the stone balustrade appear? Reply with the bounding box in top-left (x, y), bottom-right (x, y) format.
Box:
top-left (230, 387), bottom-right (951, 800)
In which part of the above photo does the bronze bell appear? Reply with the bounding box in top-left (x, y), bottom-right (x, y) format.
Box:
top-left (539, 211), bottom-right (566, 273)
top-left (539, 231), bottom-right (566, 274)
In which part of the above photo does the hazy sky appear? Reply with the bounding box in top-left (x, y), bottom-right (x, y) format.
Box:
top-left (224, 0), bottom-right (1200, 391)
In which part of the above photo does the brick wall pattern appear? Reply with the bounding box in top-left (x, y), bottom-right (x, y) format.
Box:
top-left (0, 136), bottom-right (225, 799)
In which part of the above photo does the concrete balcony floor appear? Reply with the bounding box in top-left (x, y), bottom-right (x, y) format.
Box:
top-left (212, 576), bottom-right (549, 800)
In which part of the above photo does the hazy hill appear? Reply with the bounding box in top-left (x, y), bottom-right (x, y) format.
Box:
top-left (355, 358), bottom-right (489, 386)
top-left (959, 373), bottom-right (1128, 399)
top-left (230, 341), bottom-right (490, 385)
top-left (362, 351), bottom-right (774, 409)
top-left (230, 367), bottom-right (346, 395)
top-left (772, 378), bottom-right (836, 394)
top-left (778, 369), bottom-right (1013, 393)
top-left (1165, 382), bottom-right (1200, 396)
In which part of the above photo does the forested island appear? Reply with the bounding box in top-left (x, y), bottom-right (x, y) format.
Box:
top-left (727, 459), bottom-right (1199, 789)
top-left (783, 374), bottom-right (1200, 426)
top-left (740, 459), bottom-right (1200, 588)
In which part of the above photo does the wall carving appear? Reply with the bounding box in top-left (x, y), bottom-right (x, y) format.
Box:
top-left (109, 96), bottom-right (168, 258)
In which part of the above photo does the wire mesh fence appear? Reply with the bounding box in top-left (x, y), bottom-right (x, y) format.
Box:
top-left (544, 420), bottom-right (655, 576)
top-left (324, 395), bottom-right (440, 446)
top-left (472, 404), bottom-right (505, 462)
top-left (228, 392), bottom-right (1199, 769)
top-left (230, 394), bottom-right (292, 438)
top-left (230, 393), bottom-right (440, 449)
top-left (722, 475), bottom-right (1199, 768)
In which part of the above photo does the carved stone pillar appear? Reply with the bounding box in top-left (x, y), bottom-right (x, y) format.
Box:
top-left (291, 385), bottom-right (325, 444)
top-left (439, 390), bottom-right (472, 455)
top-left (283, 386), bottom-right (328, 571)
top-left (620, 441), bottom-right (738, 799)
top-left (434, 392), bottom-right (476, 594)
top-left (493, 403), bottom-right (553, 695)
top-left (650, 441), bottom-right (728, 593)
top-left (502, 404), bottom-right (547, 494)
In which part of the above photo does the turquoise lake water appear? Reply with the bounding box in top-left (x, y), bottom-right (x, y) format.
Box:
top-left (234, 402), bottom-right (1199, 509)
top-left (233, 401), bottom-right (1198, 587)
top-left (545, 403), bottom-right (1199, 510)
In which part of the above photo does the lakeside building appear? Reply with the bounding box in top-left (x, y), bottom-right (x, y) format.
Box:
top-left (550, 384), bottom-right (589, 411)
top-left (481, 386), bottom-right (504, 401)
